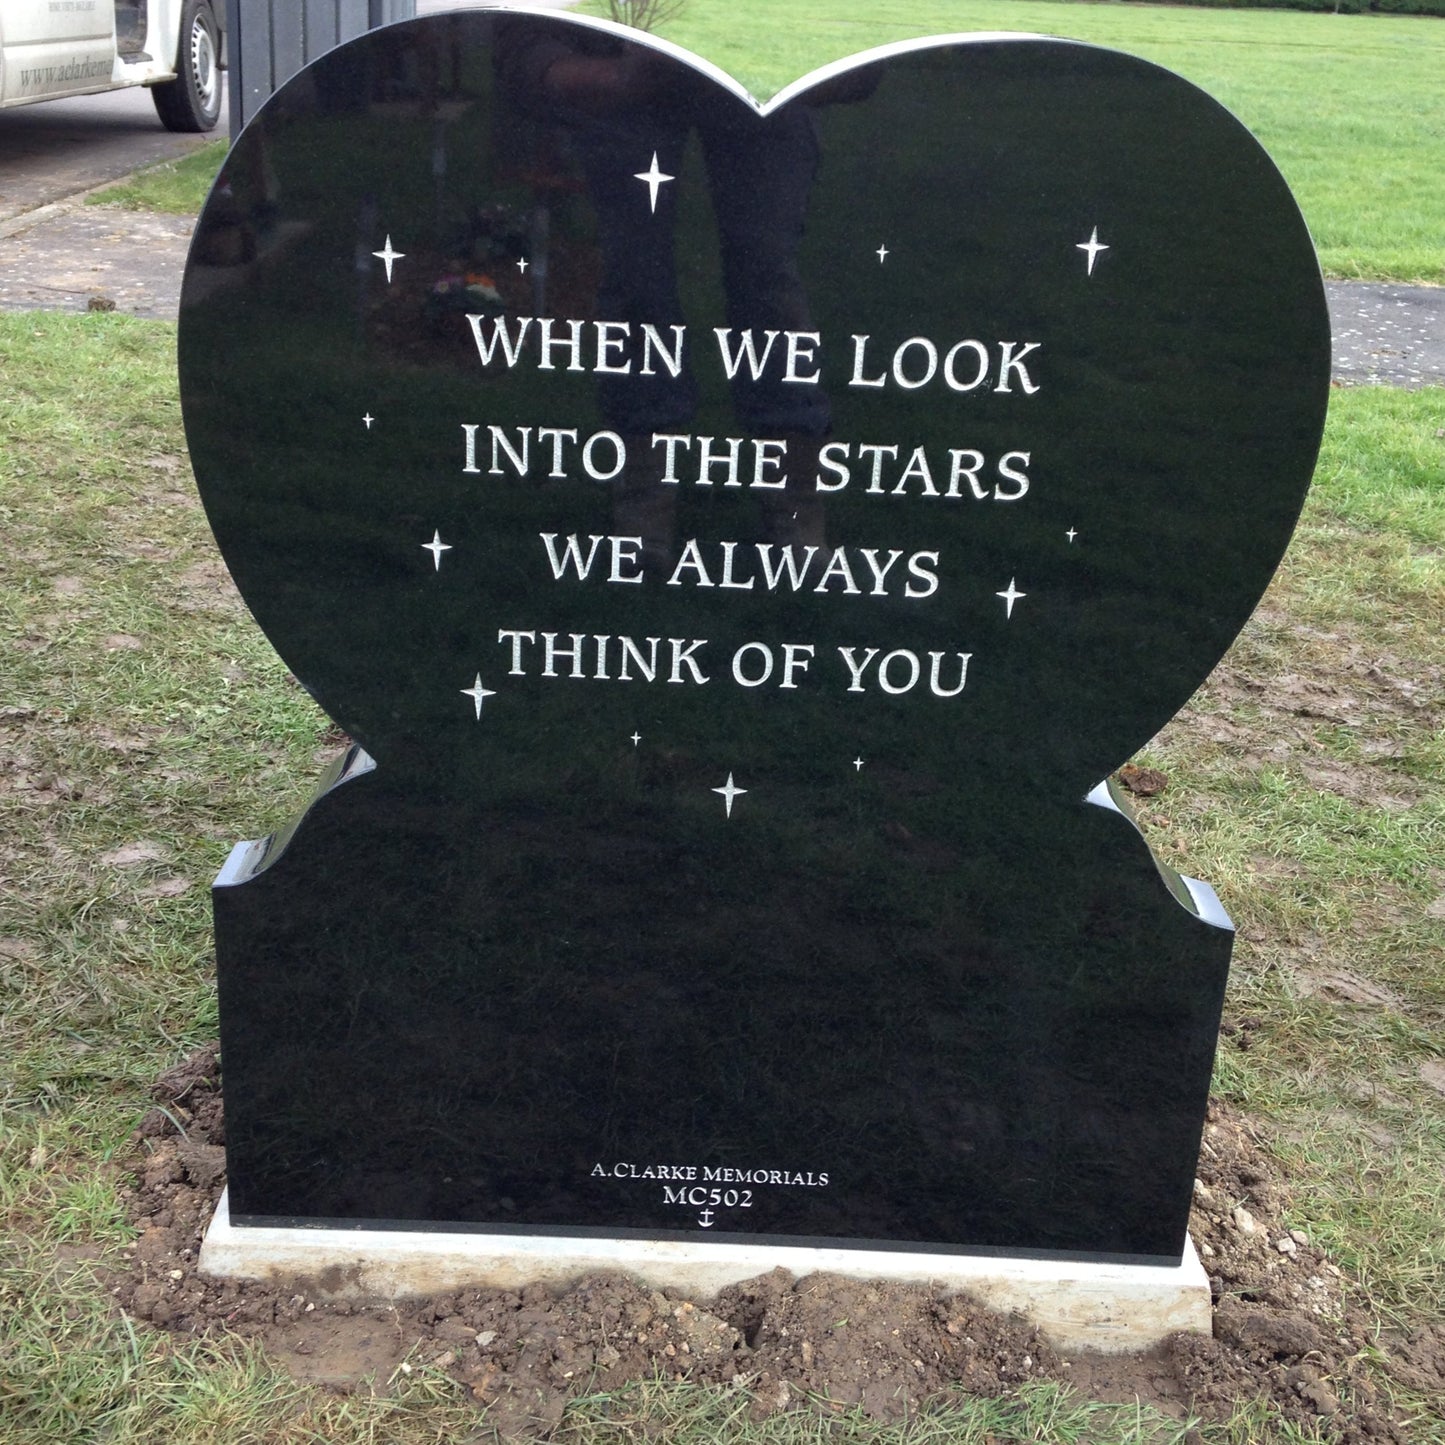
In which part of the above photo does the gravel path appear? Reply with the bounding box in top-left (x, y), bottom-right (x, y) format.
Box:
top-left (0, 200), bottom-right (1440, 387)
top-left (0, 203), bottom-right (194, 321)
top-left (1325, 281), bottom-right (1445, 389)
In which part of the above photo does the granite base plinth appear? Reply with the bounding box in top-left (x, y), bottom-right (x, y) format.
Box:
top-left (199, 1188), bottom-right (1211, 1355)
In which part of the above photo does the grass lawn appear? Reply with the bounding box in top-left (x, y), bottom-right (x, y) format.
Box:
top-left (11, 1), bottom-right (1445, 1440)
top-left (100, 4), bottom-right (1444, 283)
top-left (87, 141), bottom-right (228, 216)
top-left (1, 302), bottom-right (1441, 1439)
top-left (590, 0), bottom-right (1445, 285)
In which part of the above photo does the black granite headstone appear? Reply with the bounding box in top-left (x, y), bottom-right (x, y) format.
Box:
top-left (179, 14), bottom-right (1329, 1264)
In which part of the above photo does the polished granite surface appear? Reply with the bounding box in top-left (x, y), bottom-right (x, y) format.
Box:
top-left (180, 14), bottom-right (1329, 1261)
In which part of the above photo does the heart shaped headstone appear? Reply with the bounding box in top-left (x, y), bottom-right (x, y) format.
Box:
top-left (181, 13), bottom-right (1327, 1259)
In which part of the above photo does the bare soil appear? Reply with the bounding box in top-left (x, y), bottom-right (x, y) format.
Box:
top-left (110, 1047), bottom-right (1443, 1441)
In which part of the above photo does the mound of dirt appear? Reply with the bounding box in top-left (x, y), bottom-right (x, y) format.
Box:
top-left (111, 1047), bottom-right (1437, 1441)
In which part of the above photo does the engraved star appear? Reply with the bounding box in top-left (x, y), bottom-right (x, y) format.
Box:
top-left (634, 152), bottom-right (674, 213)
top-left (996, 577), bottom-right (1026, 619)
top-left (372, 234), bottom-right (404, 283)
top-left (631, 732), bottom-right (641, 747)
top-left (1066, 528), bottom-right (1078, 543)
top-left (853, 757), bottom-right (865, 771)
top-left (712, 772), bottom-right (746, 818)
top-left (362, 413), bottom-right (374, 429)
top-left (1076, 226), bottom-right (1108, 277)
top-left (461, 674), bottom-right (496, 719)
top-left (876, 243), bottom-right (889, 263)
top-left (517, 256), bottom-right (529, 274)
top-left (422, 530), bottom-right (452, 571)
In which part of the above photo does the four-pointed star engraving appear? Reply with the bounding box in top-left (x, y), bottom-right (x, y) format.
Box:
top-left (422, 530), bottom-right (452, 571)
top-left (634, 152), bottom-right (674, 213)
top-left (461, 674), bottom-right (496, 719)
top-left (997, 577), bottom-right (1026, 619)
top-left (712, 772), bottom-right (746, 818)
top-left (372, 234), bottom-right (404, 282)
top-left (1076, 226), bottom-right (1108, 276)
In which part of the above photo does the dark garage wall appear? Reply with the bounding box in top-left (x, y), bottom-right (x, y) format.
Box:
top-left (228, 0), bottom-right (416, 132)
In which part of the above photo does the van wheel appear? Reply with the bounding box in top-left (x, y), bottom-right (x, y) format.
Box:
top-left (153, 0), bottom-right (222, 133)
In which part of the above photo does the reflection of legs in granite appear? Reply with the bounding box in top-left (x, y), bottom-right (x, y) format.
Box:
top-left (613, 433), bottom-right (825, 564)
top-left (614, 432), bottom-right (678, 572)
top-left (570, 117), bottom-right (695, 563)
top-left (698, 101), bottom-right (833, 549)
top-left (759, 433), bottom-right (827, 549)
top-left (574, 98), bottom-right (834, 560)
top-left (583, 127), bottom-right (697, 437)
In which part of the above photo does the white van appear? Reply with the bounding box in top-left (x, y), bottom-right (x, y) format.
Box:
top-left (0, 0), bottom-right (226, 132)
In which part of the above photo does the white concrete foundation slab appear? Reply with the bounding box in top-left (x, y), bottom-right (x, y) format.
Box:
top-left (200, 1189), bottom-right (1211, 1354)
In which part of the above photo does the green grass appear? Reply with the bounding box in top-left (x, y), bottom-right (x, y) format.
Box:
top-left (1129, 385), bottom-right (1445, 1334)
top-left (85, 141), bottom-right (227, 216)
top-left (1310, 388), bottom-right (1445, 541)
top-left (88, 5), bottom-right (1445, 283)
top-left (578, 0), bottom-right (1445, 284)
top-left (9, 10), bottom-right (1445, 1440)
top-left (2, 309), bottom-right (1443, 1440)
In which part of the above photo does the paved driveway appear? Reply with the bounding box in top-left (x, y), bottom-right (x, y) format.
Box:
top-left (0, 79), bottom-right (229, 224)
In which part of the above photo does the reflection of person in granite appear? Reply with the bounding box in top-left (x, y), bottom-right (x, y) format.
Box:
top-left (495, 21), bottom-right (836, 562)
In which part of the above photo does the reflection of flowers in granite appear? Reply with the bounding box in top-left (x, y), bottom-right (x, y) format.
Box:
top-left (426, 269), bottom-right (503, 319)
top-left (459, 205), bottom-right (530, 271)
